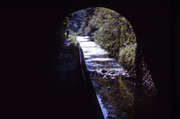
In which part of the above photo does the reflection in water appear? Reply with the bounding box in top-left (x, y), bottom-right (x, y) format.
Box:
top-left (92, 76), bottom-right (134, 119)
top-left (77, 36), bottom-right (134, 119)
top-left (96, 94), bottom-right (108, 119)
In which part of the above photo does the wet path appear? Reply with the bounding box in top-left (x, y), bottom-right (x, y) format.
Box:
top-left (47, 38), bottom-right (103, 119)
top-left (76, 36), bottom-right (131, 119)
top-left (76, 36), bottom-right (129, 78)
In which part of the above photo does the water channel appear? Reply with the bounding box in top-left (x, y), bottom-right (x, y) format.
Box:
top-left (76, 36), bottom-right (132, 119)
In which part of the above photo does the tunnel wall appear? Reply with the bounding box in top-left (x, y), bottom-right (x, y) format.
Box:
top-left (1, 1), bottom-right (172, 119)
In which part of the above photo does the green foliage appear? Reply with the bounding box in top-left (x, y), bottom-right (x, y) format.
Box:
top-left (65, 7), bottom-right (137, 74)
top-left (87, 7), bottom-right (137, 73)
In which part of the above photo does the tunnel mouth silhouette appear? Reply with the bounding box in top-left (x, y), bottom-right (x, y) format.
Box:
top-left (62, 7), bottom-right (157, 119)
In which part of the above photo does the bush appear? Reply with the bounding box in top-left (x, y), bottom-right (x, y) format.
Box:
top-left (87, 7), bottom-right (137, 74)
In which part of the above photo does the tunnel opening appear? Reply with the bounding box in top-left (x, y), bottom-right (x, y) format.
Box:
top-left (0, 2), bottom-right (172, 119)
top-left (61, 7), bottom-right (158, 119)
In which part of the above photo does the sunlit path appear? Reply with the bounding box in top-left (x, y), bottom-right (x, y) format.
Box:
top-left (76, 36), bottom-right (129, 78)
top-left (76, 36), bottom-right (130, 119)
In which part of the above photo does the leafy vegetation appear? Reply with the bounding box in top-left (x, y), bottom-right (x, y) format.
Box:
top-left (66, 7), bottom-right (137, 75)
top-left (87, 7), bottom-right (137, 75)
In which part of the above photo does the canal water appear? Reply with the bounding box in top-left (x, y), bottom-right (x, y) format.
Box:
top-left (76, 36), bottom-right (132, 119)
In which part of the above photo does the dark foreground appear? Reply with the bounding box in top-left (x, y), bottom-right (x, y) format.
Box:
top-left (3, 38), bottom-right (103, 119)
top-left (47, 38), bottom-right (104, 119)
top-left (1, 2), bottom-right (172, 119)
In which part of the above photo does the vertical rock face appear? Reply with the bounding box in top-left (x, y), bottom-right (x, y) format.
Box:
top-left (134, 49), bottom-right (157, 107)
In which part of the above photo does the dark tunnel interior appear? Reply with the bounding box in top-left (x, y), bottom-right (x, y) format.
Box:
top-left (0, 1), bottom-right (172, 119)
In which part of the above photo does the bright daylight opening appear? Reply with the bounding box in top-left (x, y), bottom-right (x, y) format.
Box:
top-left (62, 7), bottom-right (157, 119)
